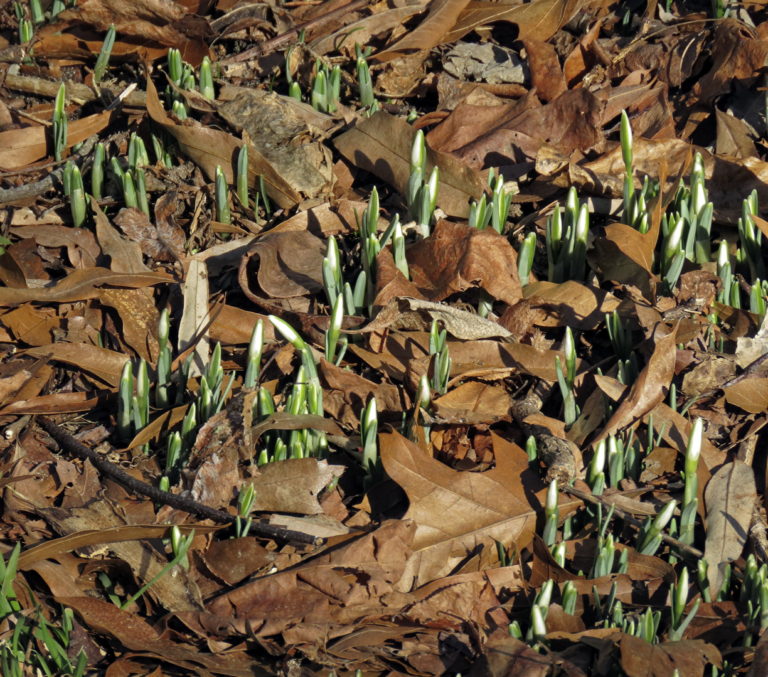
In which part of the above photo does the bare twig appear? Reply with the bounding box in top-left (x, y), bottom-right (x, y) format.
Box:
top-left (563, 485), bottom-right (704, 559)
top-left (2, 73), bottom-right (147, 108)
top-left (37, 416), bottom-right (324, 546)
top-left (219, 0), bottom-right (371, 64)
top-left (0, 135), bottom-right (97, 204)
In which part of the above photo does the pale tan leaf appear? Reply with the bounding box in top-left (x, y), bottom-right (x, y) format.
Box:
top-left (704, 461), bottom-right (756, 597)
top-left (179, 258), bottom-right (210, 377)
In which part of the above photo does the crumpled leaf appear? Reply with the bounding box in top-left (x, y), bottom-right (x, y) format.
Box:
top-left (407, 220), bottom-right (522, 304)
top-left (239, 230), bottom-right (325, 299)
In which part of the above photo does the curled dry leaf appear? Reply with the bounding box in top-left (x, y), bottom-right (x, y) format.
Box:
top-left (239, 230), bottom-right (325, 300)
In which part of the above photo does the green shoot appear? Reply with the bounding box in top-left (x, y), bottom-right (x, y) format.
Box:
top-left (52, 83), bottom-right (68, 162)
top-left (215, 165), bottom-right (231, 224)
top-left (93, 24), bottom-right (116, 84)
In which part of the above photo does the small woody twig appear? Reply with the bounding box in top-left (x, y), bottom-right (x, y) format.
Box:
top-left (37, 416), bottom-right (323, 547)
top-left (563, 485), bottom-right (704, 559)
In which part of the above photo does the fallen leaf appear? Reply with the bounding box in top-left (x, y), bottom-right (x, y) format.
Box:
top-left (619, 634), bottom-right (721, 677)
top-left (446, 0), bottom-right (586, 44)
top-left (408, 220), bottom-right (522, 304)
top-left (593, 325), bottom-right (677, 445)
top-left (704, 461), bottom-right (756, 598)
top-left (375, 0), bottom-right (472, 62)
top-left (249, 459), bottom-right (344, 514)
top-left (0, 267), bottom-right (170, 307)
top-left (380, 430), bottom-right (580, 588)
top-left (334, 110), bottom-right (484, 218)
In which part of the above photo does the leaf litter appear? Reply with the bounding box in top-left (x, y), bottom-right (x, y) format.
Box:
top-left (0, 0), bottom-right (767, 674)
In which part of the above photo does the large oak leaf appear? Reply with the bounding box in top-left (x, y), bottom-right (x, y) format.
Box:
top-left (380, 430), bottom-right (580, 588)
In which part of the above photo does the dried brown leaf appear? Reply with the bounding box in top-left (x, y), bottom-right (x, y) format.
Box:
top-left (0, 267), bottom-right (169, 307)
top-left (217, 89), bottom-right (333, 200)
top-left (23, 343), bottom-right (128, 387)
top-left (619, 634), bottom-right (721, 677)
top-left (523, 38), bottom-right (567, 102)
top-left (249, 459), bottom-right (344, 514)
top-left (593, 326), bottom-right (677, 445)
top-left (91, 199), bottom-right (150, 274)
top-left (521, 280), bottom-right (620, 330)
top-left (381, 430), bottom-right (580, 588)
top-left (446, 0), bottom-right (586, 44)
top-left (334, 111), bottom-right (484, 218)
top-left (375, 0), bottom-right (473, 62)
top-left (0, 111), bottom-right (112, 171)
top-left (145, 78), bottom-right (300, 209)
top-left (408, 220), bottom-right (522, 304)
top-left (695, 19), bottom-right (768, 104)
top-left (715, 108), bottom-right (758, 158)
top-left (239, 230), bottom-right (325, 299)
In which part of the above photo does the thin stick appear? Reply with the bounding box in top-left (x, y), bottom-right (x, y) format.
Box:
top-left (37, 416), bottom-right (323, 546)
top-left (219, 0), bottom-right (371, 64)
top-left (563, 485), bottom-right (704, 559)
top-left (0, 136), bottom-right (97, 204)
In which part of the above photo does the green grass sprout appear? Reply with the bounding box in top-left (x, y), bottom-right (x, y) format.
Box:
top-left (93, 24), bottom-right (115, 84)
